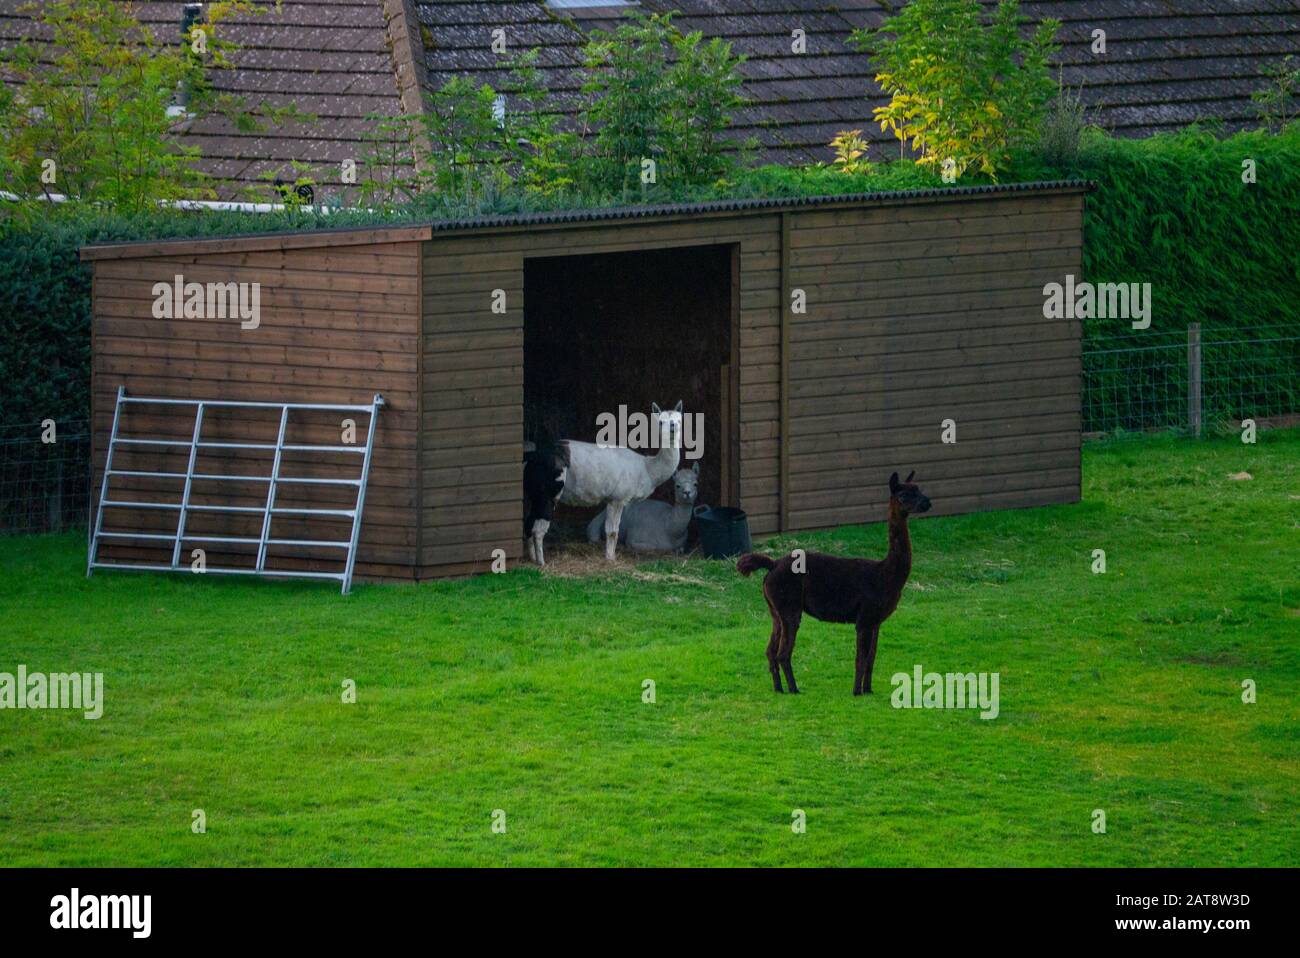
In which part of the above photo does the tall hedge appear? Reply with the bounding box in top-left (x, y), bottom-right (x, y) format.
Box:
top-left (1009, 124), bottom-right (1300, 345)
top-left (0, 217), bottom-right (93, 428)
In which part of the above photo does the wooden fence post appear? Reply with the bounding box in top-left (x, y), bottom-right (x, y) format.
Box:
top-left (49, 458), bottom-right (64, 533)
top-left (1187, 322), bottom-right (1203, 437)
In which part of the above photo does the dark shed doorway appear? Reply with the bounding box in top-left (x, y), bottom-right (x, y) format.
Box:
top-left (524, 244), bottom-right (738, 534)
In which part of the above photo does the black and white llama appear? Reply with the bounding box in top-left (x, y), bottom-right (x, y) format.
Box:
top-left (560, 401), bottom-right (683, 561)
top-left (523, 448), bottom-right (567, 566)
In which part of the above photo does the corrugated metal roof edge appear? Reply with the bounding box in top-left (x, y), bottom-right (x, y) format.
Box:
top-left (80, 180), bottom-right (1093, 258)
top-left (424, 180), bottom-right (1095, 232)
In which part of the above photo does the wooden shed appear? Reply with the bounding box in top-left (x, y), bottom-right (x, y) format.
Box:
top-left (82, 181), bottom-right (1088, 584)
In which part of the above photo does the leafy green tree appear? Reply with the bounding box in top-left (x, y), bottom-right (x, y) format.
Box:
top-left (663, 30), bottom-right (749, 184)
top-left (579, 13), bottom-right (747, 195)
top-left (0, 0), bottom-right (201, 213)
top-left (355, 112), bottom-right (424, 211)
top-left (502, 49), bottom-right (581, 198)
top-left (348, 14), bottom-right (748, 204)
top-left (1253, 54), bottom-right (1300, 133)
top-left (420, 77), bottom-right (509, 198)
top-left (0, 0), bottom-right (294, 215)
top-left (849, 0), bottom-right (1058, 180)
top-left (579, 14), bottom-right (676, 194)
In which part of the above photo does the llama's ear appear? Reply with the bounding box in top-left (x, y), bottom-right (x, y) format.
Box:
top-left (905, 470), bottom-right (915, 483)
top-left (889, 472), bottom-right (900, 494)
top-left (651, 402), bottom-right (661, 415)
top-left (674, 400), bottom-right (683, 413)
top-left (692, 462), bottom-right (700, 475)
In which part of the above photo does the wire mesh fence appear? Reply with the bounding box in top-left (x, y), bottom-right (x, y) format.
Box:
top-left (1083, 323), bottom-right (1300, 437)
top-left (0, 420), bottom-right (91, 536)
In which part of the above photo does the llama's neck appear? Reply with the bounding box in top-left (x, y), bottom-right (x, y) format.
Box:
top-left (884, 497), bottom-right (912, 587)
top-left (646, 443), bottom-right (681, 486)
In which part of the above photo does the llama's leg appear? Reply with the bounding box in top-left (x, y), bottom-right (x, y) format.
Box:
top-left (853, 621), bottom-right (869, 696)
top-left (526, 532), bottom-right (536, 563)
top-left (763, 589), bottom-right (783, 693)
top-left (532, 518), bottom-right (549, 567)
top-left (777, 610), bottom-right (802, 694)
top-left (862, 621), bottom-right (882, 694)
top-left (767, 619), bottom-right (784, 692)
top-left (603, 500), bottom-right (626, 561)
top-left (763, 584), bottom-right (784, 692)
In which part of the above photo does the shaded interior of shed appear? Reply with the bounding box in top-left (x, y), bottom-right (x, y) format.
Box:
top-left (523, 244), bottom-right (734, 541)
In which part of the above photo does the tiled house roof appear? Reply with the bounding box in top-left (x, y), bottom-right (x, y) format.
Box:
top-left (1024, 0), bottom-right (1300, 137)
top-left (3, 0), bottom-right (1298, 199)
top-left (415, 0), bottom-right (885, 166)
top-left (420, 0), bottom-right (1300, 164)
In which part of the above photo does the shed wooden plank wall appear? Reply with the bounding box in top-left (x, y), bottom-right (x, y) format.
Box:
top-left (783, 191), bottom-right (1084, 529)
top-left (89, 239), bottom-right (422, 582)
top-left (85, 186), bottom-right (1085, 585)
top-left (419, 214), bottom-right (783, 577)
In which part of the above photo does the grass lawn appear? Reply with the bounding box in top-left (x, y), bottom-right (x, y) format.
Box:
top-left (1, 430), bottom-right (1297, 867)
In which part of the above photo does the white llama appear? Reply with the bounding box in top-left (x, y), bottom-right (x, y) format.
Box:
top-left (559, 401), bottom-right (683, 560)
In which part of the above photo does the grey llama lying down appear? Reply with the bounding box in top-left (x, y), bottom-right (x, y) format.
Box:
top-left (586, 463), bottom-right (699, 553)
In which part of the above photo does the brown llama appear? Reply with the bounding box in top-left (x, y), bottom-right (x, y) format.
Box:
top-left (736, 471), bottom-right (931, 696)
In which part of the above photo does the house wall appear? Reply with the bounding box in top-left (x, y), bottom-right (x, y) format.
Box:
top-left (87, 234), bottom-right (424, 582)
top-left (782, 190), bottom-right (1085, 528)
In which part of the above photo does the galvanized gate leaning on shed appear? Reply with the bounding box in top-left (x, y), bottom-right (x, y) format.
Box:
top-left (87, 387), bottom-right (386, 593)
top-left (82, 182), bottom-right (1088, 585)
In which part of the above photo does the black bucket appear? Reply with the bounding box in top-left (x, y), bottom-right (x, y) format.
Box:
top-left (693, 505), bottom-right (753, 559)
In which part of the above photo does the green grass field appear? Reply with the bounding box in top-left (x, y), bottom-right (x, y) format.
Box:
top-left (1, 431), bottom-right (1297, 867)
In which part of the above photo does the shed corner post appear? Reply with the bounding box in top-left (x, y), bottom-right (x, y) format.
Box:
top-left (414, 239), bottom-right (427, 583)
top-left (778, 210), bottom-right (791, 533)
